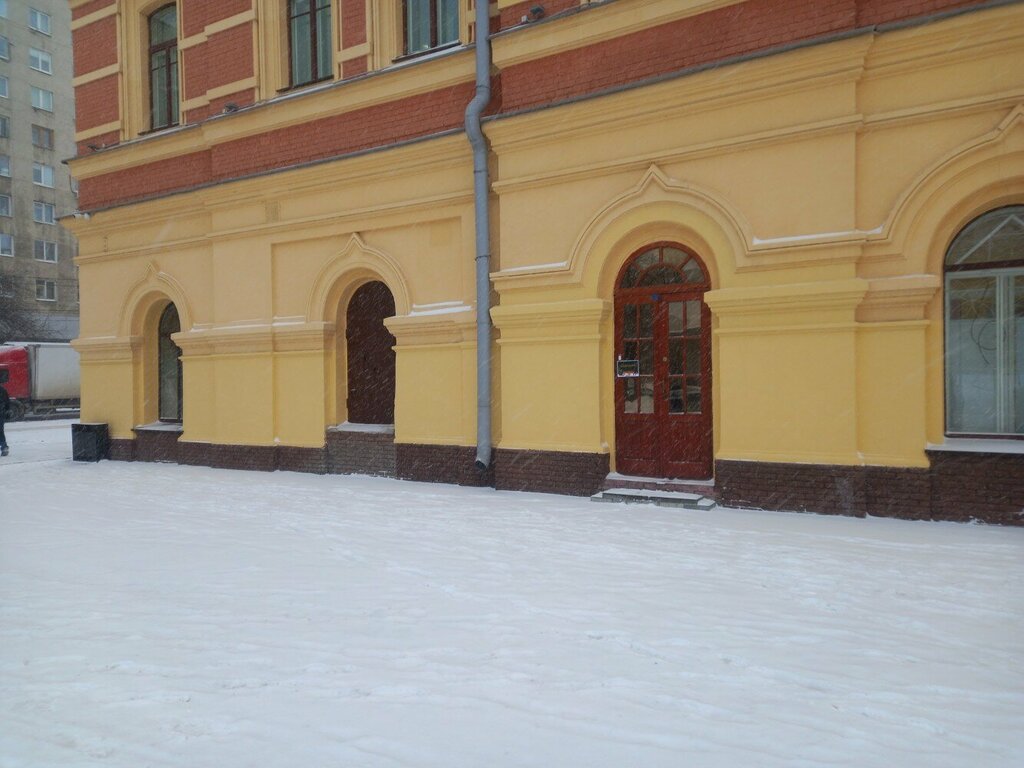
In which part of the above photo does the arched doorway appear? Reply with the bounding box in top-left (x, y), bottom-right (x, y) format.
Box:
top-left (345, 281), bottom-right (396, 424)
top-left (157, 302), bottom-right (182, 422)
top-left (614, 243), bottom-right (712, 478)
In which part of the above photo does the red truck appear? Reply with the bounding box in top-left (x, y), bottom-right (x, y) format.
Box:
top-left (0, 343), bottom-right (80, 421)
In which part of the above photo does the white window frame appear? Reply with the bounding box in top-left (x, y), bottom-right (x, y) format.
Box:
top-left (0, 76), bottom-right (7, 98)
top-left (29, 8), bottom-right (51, 35)
top-left (34, 239), bottom-right (58, 262)
top-left (0, 194), bottom-right (10, 217)
top-left (0, 36), bottom-right (9, 60)
top-left (0, 233), bottom-right (13, 257)
top-left (0, 155), bottom-right (9, 177)
top-left (32, 162), bottom-right (55, 188)
top-left (29, 47), bottom-right (52, 75)
top-left (31, 124), bottom-right (54, 148)
top-left (31, 86), bottom-right (54, 112)
top-left (35, 279), bottom-right (56, 302)
top-left (33, 201), bottom-right (56, 224)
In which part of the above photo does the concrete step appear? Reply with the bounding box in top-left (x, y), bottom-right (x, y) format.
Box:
top-left (591, 487), bottom-right (717, 510)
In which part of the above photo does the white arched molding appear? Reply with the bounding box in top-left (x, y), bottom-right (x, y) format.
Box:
top-left (306, 233), bottom-right (412, 322)
top-left (491, 165), bottom-right (748, 297)
top-left (863, 103), bottom-right (1024, 275)
top-left (118, 260), bottom-right (195, 339)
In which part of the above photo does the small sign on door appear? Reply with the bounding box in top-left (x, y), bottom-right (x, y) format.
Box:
top-left (616, 359), bottom-right (641, 378)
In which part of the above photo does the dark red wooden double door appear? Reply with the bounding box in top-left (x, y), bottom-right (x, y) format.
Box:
top-left (614, 244), bottom-right (712, 479)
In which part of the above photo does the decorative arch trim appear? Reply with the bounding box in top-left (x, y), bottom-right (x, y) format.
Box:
top-left (306, 233), bottom-right (412, 321)
top-left (118, 260), bottom-right (194, 337)
top-left (867, 103), bottom-right (1024, 274)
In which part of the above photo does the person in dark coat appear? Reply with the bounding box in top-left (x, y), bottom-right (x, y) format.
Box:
top-left (0, 376), bottom-right (9, 457)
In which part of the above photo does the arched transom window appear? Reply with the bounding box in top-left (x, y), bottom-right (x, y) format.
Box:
top-left (944, 205), bottom-right (1024, 436)
top-left (618, 244), bottom-right (709, 290)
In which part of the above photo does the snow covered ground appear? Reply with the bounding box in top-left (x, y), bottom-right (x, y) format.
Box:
top-left (1, 420), bottom-right (1022, 768)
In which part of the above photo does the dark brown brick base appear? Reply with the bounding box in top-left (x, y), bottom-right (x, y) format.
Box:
top-left (326, 429), bottom-right (396, 477)
top-left (109, 438), bottom-right (136, 462)
top-left (494, 448), bottom-right (610, 497)
top-left (717, 455), bottom-right (1023, 525)
top-left (927, 449), bottom-right (1024, 526)
top-left (134, 428), bottom-right (182, 463)
top-left (396, 443), bottom-right (493, 487)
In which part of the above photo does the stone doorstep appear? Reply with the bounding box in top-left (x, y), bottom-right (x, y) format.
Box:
top-left (591, 487), bottom-right (717, 510)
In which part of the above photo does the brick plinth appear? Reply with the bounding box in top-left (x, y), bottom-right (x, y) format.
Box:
top-left (716, 460), bottom-right (869, 517)
top-left (178, 442), bottom-right (277, 472)
top-left (494, 448), bottom-right (609, 497)
top-left (395, 443), bottom-right (492, 487)
top-left (927, 450), bottom-right (1024, 525)
top-left (133, 428), bottom-right (182, 463)
top-left (717, 456), bottom-right (1023, 525)
top-left (108, 438), bottom-right (136, 462)
top-left (326, 429), bottom-right (396, 477)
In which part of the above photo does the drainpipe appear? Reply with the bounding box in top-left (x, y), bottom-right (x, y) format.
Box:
top-left (466, 0), bottom-right (493, 470)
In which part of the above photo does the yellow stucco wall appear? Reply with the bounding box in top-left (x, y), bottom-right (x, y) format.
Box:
top-left (68, 3), bottom-right (1024, 472)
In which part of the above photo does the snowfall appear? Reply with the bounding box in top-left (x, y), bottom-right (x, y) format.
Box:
top-left (1, 421), bottom-right (1022, 768)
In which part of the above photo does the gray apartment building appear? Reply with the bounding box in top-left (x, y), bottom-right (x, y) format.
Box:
top-left (0, 0), bottom-right (78, 342)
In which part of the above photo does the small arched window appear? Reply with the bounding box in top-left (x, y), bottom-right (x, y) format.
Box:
top-left (944, 205), bottom-right (1024, 436)
top-left (148, 4), bottom-right (179, 130)
top-left (289, 0), bottom-right (332, 86)
top-left (158, 303), bottom-right (182, 422)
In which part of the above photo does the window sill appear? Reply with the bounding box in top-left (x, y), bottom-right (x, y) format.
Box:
top-left (277, 76), bottom-right (333, 95)
top-left (392, 41), bottom-right (461, 64)
top-left (927, 438), bottom-right (1024, 455)
top-left (134, 422), bottom-right (183, 433)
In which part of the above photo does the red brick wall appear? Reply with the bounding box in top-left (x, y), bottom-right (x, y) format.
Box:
top-left (80, 82), bottom-right (474, 209)
top-left (72, 15), bottom-right (118, 76)
top-left (341, 0), bottom-right (368, 47)
top-left (498, 0), bottom-right (579, 31)
top-left (74, 0), bottom-right (992, 209)
top-left (183, 24), bottom-right (255, 100)
top-left (181, 0), bottom-right (252, 37)
top-left (72, 0), bottom-right (115, 21)
top-left (75, 75), bottom-right (120, 133)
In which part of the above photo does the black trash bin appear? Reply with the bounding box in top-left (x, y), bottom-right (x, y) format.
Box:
top-left (72, 423), bottom-right (110, 462)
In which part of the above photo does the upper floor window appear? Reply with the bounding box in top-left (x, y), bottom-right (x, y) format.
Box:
top-left (33, 201), bottom-right (56, 224)
top-left (0, 233), bottom-right (13, 257)
top-left (29, 47), bottom-right (52, 74)
top-left (32, 125), bottom-right (54, 149)
top-left (404, 0), bottom-right (458, 56)
top-left (36, 279), bottom-right (57, 302)
top-left (31, 86), bottom-right (54, 111)
top-left (33, 162), bottom-right (55, 188)
top-left (289, 0), bottom-right (332, 87)
top-left (149, 5), bottom-right (179, 130)
top-left (34, 239), bottom-right (58, 262)
top-left (0, 155), bottom-right (9, 176)
top-left (0, 115), bottom-right (8, 138)
top-left (29, 7), bottom-right (51, 35)
top-left (0, 76), bottom-right (7, 98)
top-left (0, 1), bottom-right (7, 19)
top-left (0, 36), bottom-right (9, 60)
top-left (945, 205), bottom-right (1024, 437)
top-left (0, 194), bottom-right (10, 217)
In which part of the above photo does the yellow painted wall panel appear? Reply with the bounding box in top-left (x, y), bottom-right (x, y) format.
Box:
top-left (716, 329), bottom-right (859, 464)
top-left (394, 346), bottom-right (468, 445)
top-left (856, 324), bottom-right (930, 467)
top-left (80, 361), bottom-right (135, 439)
top-left (273, 352), bottom-right (328, 447)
